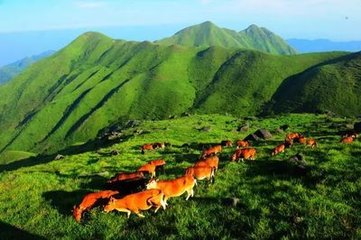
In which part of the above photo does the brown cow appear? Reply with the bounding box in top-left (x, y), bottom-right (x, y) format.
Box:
top-left (306, 138), bottom-right (317, 148)
top-left (201, 145), bottom-right (222, 158)
top-left (103, 189), bottom-right (166, 218)
top-left (137, 163), bottom-right (157, 178)
top-left (146, 174), bottom-right (196, 205)
top-left (236, 140), bottom-right (249, 149)
top-left (141, 144), bottom-right (154, 154)
top-left (107, 171), bottom-right (145, 184)
top-left (73, 190), bottom-right (119, 222)
top-left (194, 155), bottom-right (219, 171)
top-left (185, 166), bottom-right (215, 183)
top-left (340, 136), bottom-right (355, 144)
top-left (231, 148), bottom-right (256, 162)
top-left (271, 144), bottom-right (285, 156)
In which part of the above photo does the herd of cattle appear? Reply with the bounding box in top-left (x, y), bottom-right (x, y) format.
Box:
top-left (72, 128), bottom-right (360, 222)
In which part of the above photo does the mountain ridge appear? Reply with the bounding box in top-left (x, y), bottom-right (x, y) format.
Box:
top-left (156, 21), bottom-right (297, 55)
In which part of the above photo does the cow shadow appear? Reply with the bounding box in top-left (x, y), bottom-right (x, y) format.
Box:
top-left (0, 221), bottom-right (46, 240)
top-left (173, 153), bottom-right (199, 164)
top-left (43, 190), bottom-right (90, 216)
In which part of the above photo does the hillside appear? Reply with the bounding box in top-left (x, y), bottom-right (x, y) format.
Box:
top-left (0, 113), bottom-right (360, 239)
top-left (156, 21), bottom-right (297, 55)
top-left (0, 50), bottom-right (55, 84)
top-left (267, 51), bottom-right (361, 116)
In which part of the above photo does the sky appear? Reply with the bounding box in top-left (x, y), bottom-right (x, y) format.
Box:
top-left (0, 0), bottom-right (361, 65)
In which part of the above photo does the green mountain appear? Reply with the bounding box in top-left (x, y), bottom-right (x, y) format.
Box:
top-left (267, 51), bottom-right (361, 116)
top-left (0, 24), bottom-right (358, 160)
top-left (156, 21), bottom-right (297, 55)
top-left (0, 50), bottom-right (55, 84)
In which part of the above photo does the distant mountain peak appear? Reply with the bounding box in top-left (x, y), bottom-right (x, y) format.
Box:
top-left (156, 21), bottom-right (297, 55)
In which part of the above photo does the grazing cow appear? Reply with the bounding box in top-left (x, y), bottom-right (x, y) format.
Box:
top-left (137, 163), bottom-right (157, 178)
top-left (103, 189), bottom-right (166, 218)
top-left (73, 190), bottom-right (119, 222)
top-left (236, 140), bottom-right (249, 149)
top-left (221, 140), bottom-right (233, 147)
top-left (194, 155), bottom-right (219, 171)
top-left (340, 136), bottom-right (355, 144)
top-left (107, 171), bottom-right (145, 184)
top-left (141, 144), bottom-right (154, 154)
top-left (201, 145), bottom-right (222, 158)
top-left (185, 166), bottom-right (215, 183)
top-left (146, 174), bottom-right (196, 205)
top-left (271, 142), bottom-right (291, 156)
top-left (306, 138), bottom-right (317, 148)
top-left (231, 148), bottom-right (256, 162)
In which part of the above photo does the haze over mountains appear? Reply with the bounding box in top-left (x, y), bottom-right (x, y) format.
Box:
top-left (0, 50), bottom-right (55, 84)
top-left (0, 21), bottom-right (360, 160)
top-left (288, 39), bottom-right (361, 53)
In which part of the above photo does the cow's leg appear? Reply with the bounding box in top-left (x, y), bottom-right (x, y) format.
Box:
top-left (116, 208), bottom-right (132, 218)
top-left (186, 189), bottom-right (194, 200)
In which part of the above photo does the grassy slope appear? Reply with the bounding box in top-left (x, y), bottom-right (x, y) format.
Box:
top-left (193, 51), bottom-right (346, 115)
top-left (156, 21), bottom-right (297, 55)
top-left (269, 51), bottom-right (361, 116)
top-left (0, 113), bottom-right (360, 239)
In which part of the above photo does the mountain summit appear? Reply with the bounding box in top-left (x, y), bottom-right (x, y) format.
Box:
top-left (156, 21), bottom-right (297, 55)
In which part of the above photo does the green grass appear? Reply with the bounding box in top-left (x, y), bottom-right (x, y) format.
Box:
top-left (0, 113), bottom-right (360, 239)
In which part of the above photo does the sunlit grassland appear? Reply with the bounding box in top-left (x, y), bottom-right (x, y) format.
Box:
top-left (0, 113), bottom-right (360, 239)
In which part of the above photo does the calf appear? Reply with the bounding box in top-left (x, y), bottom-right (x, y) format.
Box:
top-left (73, 190), bottom-right (118, 222)
top-left (103, 189), bottom-right (166, 218)
top-left (185, 166), bottom-right (215, 183)
top-left (231, 148), bottom-right (256, 162)
top-left (146, 174), bottom-right (196, 205)
top-left (201, 145), bottom-right (222, 158)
